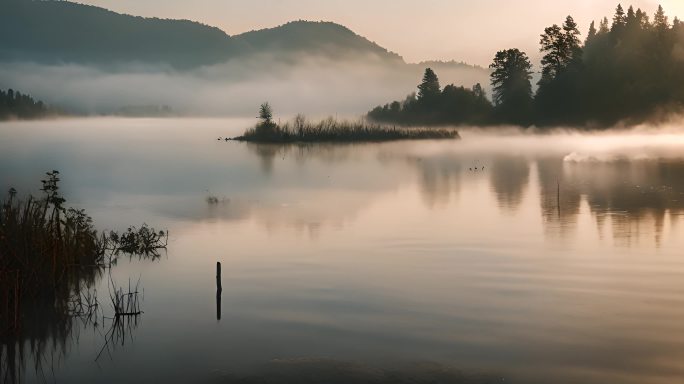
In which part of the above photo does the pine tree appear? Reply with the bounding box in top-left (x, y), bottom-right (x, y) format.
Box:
top-left (626, 6), bottom-right (636, 25)
top-left (563, 15), bottom-right (582, 57)
top-left (586, 21), bottom-right (597, 44)
top-left (473, 83), bottom-right (486, 99)
top-left (653, 5), bottom-right (669, 31)
top-left (634, 8), bottom-right (647, 29)
top-left (417, 68), bottom-right (441, 102)
top-left (258, 102), bottom-right (273, 125)
top-left (612, 4), bottom-right (626, 31)
top-left (489, 49), bottom-right (533, 124)
top-left (540, 16), bottom-right (581, 84)
top-left (540, 25), bottom-right (565, 83)
top-left (599, 17), bottom-right (610, 34)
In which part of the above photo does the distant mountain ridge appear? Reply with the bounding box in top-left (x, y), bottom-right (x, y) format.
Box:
top-left (0, 0), bottom-right (245, 68)
top-left (0, 0), bottom-right (404, 68)
top-left (0, 0), bottom-right (493, 117)
top-left (236, 21), bottom-right (403, 62)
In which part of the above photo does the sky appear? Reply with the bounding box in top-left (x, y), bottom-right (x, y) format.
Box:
top-left (56, 1), bottom-right (684, 66)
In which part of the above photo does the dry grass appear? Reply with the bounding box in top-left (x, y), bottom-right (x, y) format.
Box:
top-left (233, 115), bottom-right (460, 143)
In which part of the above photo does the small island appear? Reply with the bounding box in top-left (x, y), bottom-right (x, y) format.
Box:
top-left (230, 103), bottom-right (460, 143)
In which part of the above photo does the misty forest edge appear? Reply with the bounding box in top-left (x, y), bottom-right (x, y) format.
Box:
top-left (2, 2), bottom-right (684, 130)
top-left (369, 4), bottom-right (684, 128)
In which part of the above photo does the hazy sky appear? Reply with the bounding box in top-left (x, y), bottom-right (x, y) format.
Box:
top-left (77, 1), bottom-right (684, 65)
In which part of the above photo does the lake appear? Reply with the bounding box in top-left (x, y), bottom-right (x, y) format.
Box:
top-left (2, 118), bottom-right (684, 384)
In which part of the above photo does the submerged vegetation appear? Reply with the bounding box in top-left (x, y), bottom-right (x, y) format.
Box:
top-left (233, 103), bottom-right (460, 143)
top-left (0, 171), bottom-right (167, 383)
top-left (369, 4), bottom-right (684, 128)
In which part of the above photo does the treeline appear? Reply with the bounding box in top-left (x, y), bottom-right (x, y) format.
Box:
top-left (369, 4), bottom-right (684, 127)
top-left (368, 69), bottom-right (493, 125)
top-left (0, 88), bottom-right (54, 120)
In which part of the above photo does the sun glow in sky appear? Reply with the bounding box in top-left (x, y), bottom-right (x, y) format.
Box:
top-left (78, 0), bottom-right (684, 66)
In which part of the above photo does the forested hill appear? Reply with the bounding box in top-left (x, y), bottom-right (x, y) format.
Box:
top-left (236, 21), bottom-right (403, 62)
top-left (0, 0), bottom-right (245, 68)
top-left (0, 0), bottom-right (403, 68)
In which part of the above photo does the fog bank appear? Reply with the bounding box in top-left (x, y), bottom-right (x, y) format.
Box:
top-left (0, 56), bottom-right (489, 117)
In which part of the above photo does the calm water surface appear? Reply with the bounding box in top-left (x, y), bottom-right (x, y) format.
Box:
top-left (2, 118), bottom-right (684, 384)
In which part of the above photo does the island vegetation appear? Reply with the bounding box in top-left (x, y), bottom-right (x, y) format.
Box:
top-left (232, 103), bottom-right (460, 143)
top-left (368, 69), bottom-right (493, 126)
top-left (0, 88), bottom-right (56, 120)
top-left (369, 4), bottom-right (684, 128)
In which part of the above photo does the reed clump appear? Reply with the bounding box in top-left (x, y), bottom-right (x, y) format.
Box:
top-left (109, 278), bottom-right (142, 318)
top-left (233, 114), bottom-right (460, 143)
top-left (1, 171), bottom-right (167, 381)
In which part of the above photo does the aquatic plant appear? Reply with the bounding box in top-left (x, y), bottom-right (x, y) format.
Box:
top-left (0, 171), bottom-right (167, 383)
top-left (105, 225), bottom-right (168, 262)
top-left (109, 277), bottom-right (142, 318)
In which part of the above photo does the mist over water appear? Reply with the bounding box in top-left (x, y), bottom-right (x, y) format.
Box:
top-left (2, 118), bottom-right (684, 383)
top-left (459, 124), bottom-right (684, 159)
top-left (0, 57), bottom-right (488, 116)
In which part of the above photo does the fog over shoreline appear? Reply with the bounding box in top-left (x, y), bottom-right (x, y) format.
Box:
top-left (0, 56), bottom-right (489, 117)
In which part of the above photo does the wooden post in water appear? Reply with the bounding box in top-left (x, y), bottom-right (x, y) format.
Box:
top-left (557, 179), bottom-right (561, 218)
top-left (216, 262), bottom-right (222, 320)
top-left (216, 262), bottom-right (223, 293)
